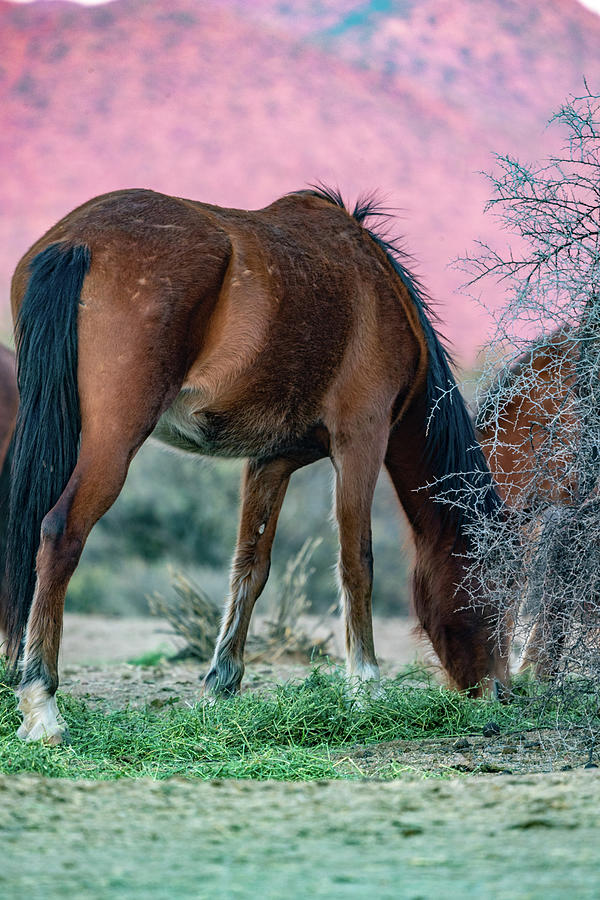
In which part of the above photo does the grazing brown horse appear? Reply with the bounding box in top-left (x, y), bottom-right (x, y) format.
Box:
top-left (8, 187), bottom-right (504, 743)
top-left (476, 328), bottom-right (584, 678)
top-left (0, 344), bottom-right (17, 635)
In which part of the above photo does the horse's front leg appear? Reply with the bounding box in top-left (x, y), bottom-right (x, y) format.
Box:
top-left (203, 456), bottom-right (304, 697)
top-left (331, 423), bottom-right (389, 691)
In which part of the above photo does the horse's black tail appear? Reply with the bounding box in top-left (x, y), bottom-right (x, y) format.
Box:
top-left (6, 243), bottom-right (90, 664)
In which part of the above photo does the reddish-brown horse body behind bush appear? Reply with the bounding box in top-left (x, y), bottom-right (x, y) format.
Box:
top-left (477, 329), bottom-right (579, 510)
top-left (476, 329), bottom-right (585, 678)
top-left (8, 187), bottom-right (504, 742)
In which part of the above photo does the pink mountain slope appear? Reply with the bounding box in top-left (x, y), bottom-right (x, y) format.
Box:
top-left (1, 0), bottom-right (599, 359)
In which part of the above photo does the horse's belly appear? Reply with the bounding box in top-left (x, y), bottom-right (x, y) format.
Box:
top-left (154, 389), bottom-right (311, 459)
top-left (154, 394), bottom-right (244, 457)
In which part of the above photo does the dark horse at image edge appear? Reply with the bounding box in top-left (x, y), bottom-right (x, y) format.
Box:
top-left (0, 345), bottom-right (17, 634)
top-left (7, 186), bottom-right (506, 743)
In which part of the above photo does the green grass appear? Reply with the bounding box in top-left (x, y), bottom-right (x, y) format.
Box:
top-left (0, 664), bottom-right (597, 782)
top-left (127, 649), bottom-right (168, 666)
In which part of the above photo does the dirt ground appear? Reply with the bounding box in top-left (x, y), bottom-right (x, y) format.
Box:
top-left (2, 771), bottom-right (599, 899)
top-left (3, 614), bottom-right (598, 898)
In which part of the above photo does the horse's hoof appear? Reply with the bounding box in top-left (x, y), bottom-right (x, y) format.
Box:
top-left (202, 660), bottom-right (243, 699)
top-left (344, 663), bottom-right (383, 706)
top-left (17, 719), bottom-right (69, 745)
top-left (201, 673), bottom-right (240, 700)
top-left (200, 682), bottom-right (241, 701)
top-left (43, 728), bottom-right (70, 747)
top-left (16, 721), bottom-right (31, 741)
top-left (17, 682), bottom-right (68, 744)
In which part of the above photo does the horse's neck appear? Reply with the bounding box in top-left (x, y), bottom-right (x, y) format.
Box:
top-left (385, 398), bottom-right (487, 684)
top-left (383, 396), bottom-right (470, 619)
top-left (385, 396), bottom-right (507, 693)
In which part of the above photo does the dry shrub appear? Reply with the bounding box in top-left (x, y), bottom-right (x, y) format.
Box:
top-left (149, 572), bottom-right (221, 661)
top-left (450, 87), bottom-right (600, 738)
top-left (149, 538), bottom-right (334, 663)
top-left (247, 537), bottom-right (335, 664)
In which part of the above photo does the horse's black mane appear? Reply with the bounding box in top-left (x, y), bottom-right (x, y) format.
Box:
top-left (303, 185), bottom-right (502, 524)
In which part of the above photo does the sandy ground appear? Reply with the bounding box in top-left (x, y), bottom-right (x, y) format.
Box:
top-left (60, 612), bottom-right (424, 669)
top-left (2, 771), bottom-right (599, 899)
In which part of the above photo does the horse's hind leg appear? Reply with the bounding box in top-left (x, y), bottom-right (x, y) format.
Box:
top-left (17, 441), bottom-right (136, 742)
top-left (331, 424), bottom-right (388, 689)
top-left (18, 387), bottom-right (182, 741)
top-left (203, 455), bottom-right (306, 696)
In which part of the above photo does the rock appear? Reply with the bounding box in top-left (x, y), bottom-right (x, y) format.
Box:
top-left (482, 721), bottom-right (501, 738)
top-left (453, 737), bottom-right (471, 751)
